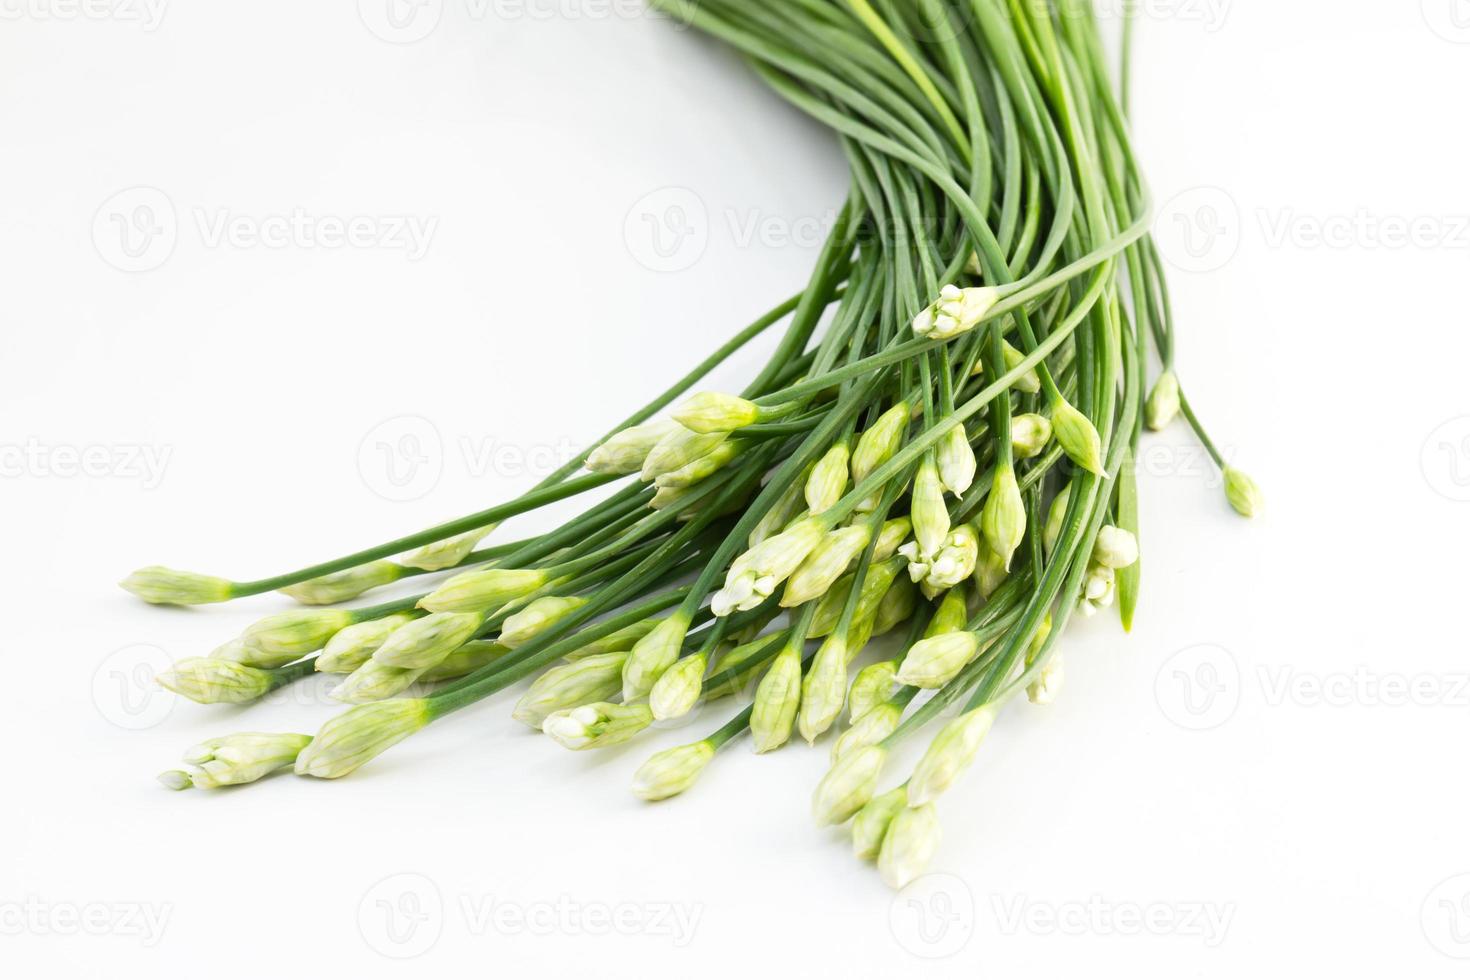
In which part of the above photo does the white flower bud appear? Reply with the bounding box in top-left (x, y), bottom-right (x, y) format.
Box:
top-left (119, 566), bottom-right (232, 606)
top-left (1027, 655), bottom-right (1064, 705)
top-left (622, 614), bottom-right (690, 701)
top-left (372, 611), bottom-right (482, 669)
top-left (907, 706), bottom-right (995, 806)
top-left (542, 702), bottom-right (654, 751)
top-left (649, 652), bottom-right (707, 721)
top-left (832, 701), bottom-right (901, 761)
top-left (640, 427), bottom-right (727, 482)
top-left (244, 609), bottom-right (354, 659)
top-left (653, 439), bottom-right (740, 489)
top-left (330, 660), bottom-right (424, 703)
top-left (896, 631), bottom-right (981, 689)
top-left (156, 658), bottom-right (274, 704)
top-left (418, 640), bottom-right (508, 683)
top-left (919, 525), bottom-right (981, 596)
top-left (586, 420), bottom-right (682, 475)
top-left (1092, 526), bottom-right (1139, 569)
top-left (672, 392), bottom-right (761, 434)
top-left (1224, 467), bottom-right (1262, 518)
top-left (781, 525), bottom-right (871, 608)
top-left (750, 642), bottom-right (802, 753)
top-left (512, 651), bottom-right (628, 729)
top-left (419, 567), bottom-right (549, 614)
top-left (1080, 563), bottom-right (1116, 615)
top-left (981, 465), bottom-right (1026, 571)
top-left (156, 770), bottom-right (193, 791)
top-left (499, 596), bottom-right (588, 649)
top-left (1010, 413), bottom-right (1053, 460)
top-left (873, 517), bottom-right (912, 562)
top-left (209, 636), bottom-right (296, 671)
top-left (713, 517), bottom-right (826, 617)
top-left (811, 744), bottom-right (887, 826)
top-left (632, 741), bottom-right (716, 801)
top-left (398, 525), bottom-right (497, 572)
top-left (851, 403), bottom-right (910, 486)
top-left (279, 560), bottom-right (402, 605)
top-left (936, 423), bottom-right (977, 496)
top-left (912, 284), bottom-right (1001, 341)
top-left (183, 732), bottom-right (312, 789)
top-left (798, 634), bottom-right (850, 745)
top-left (848, 660), bottom-right (898, 722)
top-left (910, 459), bottom-right (951, 560)
top-left (872, 576), bottom-right (917, 637)
top-left (806, 441), bottom-right (851, 514)
top-left (294, 698), bottom-right (431, 779)
top-left (1145, 370), bottom-right (1181, 431)
top-left (879, 803), bottom-right (942, 890)
top-left (1050, 398), bottom-right (1105, 475)
top-left (316, 614), bottom-right (416, 674)
top-left (852, 786), bottom-right (907, 861)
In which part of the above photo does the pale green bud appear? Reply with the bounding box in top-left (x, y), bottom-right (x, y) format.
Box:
top-left (879, 803), bottom-right (942, 890)
top-left (586, 420), bottom-right (681, 475)
top-left (848, 661), bottom-right (898, 722)
top-left (907, 706), bottom-right (995, 806)
top-left (832, 701), bottom-right (902, 761)
top-left (419, 567), bottom-right (548, 614)
top-left (896, 631), bottom-right (981, 689)
top-left (294, 698), bottom-right (431, 779)
top-left (244, 609), bottom-right (353, 658)
top-left (632, 741), bottom-right (716, 801)
top-left (872, 576), bottom-right (917, 637)
top-left (279, 560), bottom-right (402, 605)
top-left (1044, 484), bottom-right (1073, 555)
top-left (1145, 370), bottom-right (1181, 431)
top-left (936, 423), bottom-right (977, 496)
top-left (873, 517), bottom-right (912, 562)
top-left (750, 643), bottom-right (802, 753)
top-left (908, 524), bottom-right (980, 597)
top-left (210, 636), bottom-right (298, 671)
top-left (713, 517), bottom-right (826, 617)
top-left (373, 611), bottom-right (482, 669)
top-left (562, 619), bottom-right (658, 661)
top-left (331, 660), bottom-right (424, 703)
top-left (120, 566), bottom-right (232, 606)
top-left (649, 652), bottom-right (707, 721)
top-left (910, 459), bottom-right (951, 560)
top-left (814, 556), bottom-right (903, 643)
top-left (851, 403), bottom-right (910, 486)
top-left (912, 284), bottom-right (1001, 341)
top-left (418, 640), bottom-right (508, 683)
top-left (398, 525), bottom-right (497, 572)
top-left (512, 651), bottom-right (628, 729)
top-left (1093, 526), bottom-right (1140, 569)
top-left (798, 634), bottom-right (850, 745)
top-left (805, 441), bottom-right (851, 514)
top-left (704, 635), bottom-right (777, 699)
top-left (653, 437), bottom-right (741, 489)
top-left (317, 614), bottom-right (416, 674)
top-left (622, 613), bottom-right (690, 701)
top-left (182, 732), bottom-right (312, 789)
top-left (925, 587), bottom-right (970, 638)
top-left (998, 338), bottom-right (1043, 393)
top-left (156, 658), bottom-right (273, 704)
top-left (499, 596), bottom-right (589, 649)
top-left (748, 465), bottom-right (811, 548)
top-left (781, 525), bottom-right (871, 608)
top-left (981, 465), bottom-right (1026, 571)
top-left (1050, 398), bottom-right (1105, 475)
top-left (1011, 413), bottom-right (1053, 460)
top-left (852, 786), bottom-right (908, 860)
top-left (1080, 563), bottom-right (1116, 615)
top-left (973, 544), bottom-right (1009, 600)
top-left (1027, 655), bottom-right (1065, 705)
top-left (1026, 612), bottom-right (1054, 663)
top-left (672, 392), bottom-right (761, 434)
top-left (811, 744), bottom-right (887, 826)
top-left (640, 426), bottom-right (727, 482)
top-left (542, 702), bottom-right (654, 751)
top-left (157, 770), bottom-right (193, 791)
top-left (1223, 467), bottom-right (1262, 518)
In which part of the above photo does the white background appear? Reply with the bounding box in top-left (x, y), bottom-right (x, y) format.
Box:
top-left (3, 1), bottom-right (1469, 976)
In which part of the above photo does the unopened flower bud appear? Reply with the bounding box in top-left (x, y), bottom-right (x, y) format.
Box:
top-left (981, 465), bottom-right (1026, 571)
top-left (936, 423), bottom-right (977, 495)
top-left (852, 786), bottom-right (908, 861)
top-left (917, 524), bottom-right (980, 596)
top-left (156, 770), bottom-right (193, 791)
top-left (649, 652), bottom-right (707, 721)
top-left (872, 577), bottom-right (917, 636)
top-left (832, 701), bottom-right (901, 761)
top-left (1145, 370), bottom-right (1181, 431)
top-left (210, 636), bottom-right (297, 671)
top-left (910, 459), bottom-right (951, 560)
top-left (418, 640), bottom-right (508, 682)
top-left (156, 658), bottom-right (273, 704)
top-left (499, 596), bottom-right (588, 649)
top-left (925, 587), bottom-right (970, 638)
top-left (587, 420), bottom-right (682, 475)
top-left (653, 438), bottom-right (740, 489)
top-left (1080, 563), bottom-right (1116, 615)
top-left (1223, 467), bottom-right (1262, 518)
top-left (805, 441), bottom-right (851, 514)
top-left (851, 403), bottom-right (910, 486)
top-left (1050, 398), bottom-right (1105, 475)
top-left (1027, 655), bottom-right (1064, 705)
top-left (331, 660), bottom-right (424, 703)
top-left (419, 567), bottom-right (548, 614)
top-left (1044, 484), bottom-right (1073, 555)
top-left (782, 525), bottom-right (871, 608)
top-left (713, 517), bottom-right (826, 617)
top-left (896, 631), bottom-right (981, 689)
top-left (622, 614), bottom-right (690, 701)
top-left (873, 517), bottom-right (912, 562)
top-left (317, 614), bottom-right (415, 674)
top-left (511, 651), bottom-right (627, 729)
top-left (279, 560), bottom-right (402, 605)
top-left (398, 526), bottom-right (497, 572)
top-left (640, 427), bottom-right (727, 482)
top-left (1092, 526), bottom-right (1139, 569)
top-left (373, 611), bottom-right (482, 669)
top-left (632, 741), bottom-right (715, 801)
top-left (879, 803), bottom-right (942, 890)
top-left (848, 661), bottom-right (898, 722)
top-left (244, 609), bottom-right (353, 659)
top-left (748, 465), bottom-right (810, 548)
top-left (673, 392), bottom-right (762, 434)
top-left (1011, 413), bottom-right (1053, 460)
top-left (912, 284), bottom-right (1001, 341)
top-left (750, 642), bottom-right (802, 753)
top-left (973, 544), bottom-right (1009, 599)
top-left (798, 634), bottom-right (850, 745)
top-left (562, 619), bottom-right (658, 661)
top-left (998, 338), bottom-right (1043, 393)
top-left (294, 698), bottom-right (431, 779)
top-left (811, 744), bottom-right (886, 826)
top-left (542, 702), bottom-right (654, 751)
top-left (183, 732), bottom-right (312, 789)
top-left (907, 706), bottom-right (995, 806)
top-left (120, 566), bottom-right (233, 606)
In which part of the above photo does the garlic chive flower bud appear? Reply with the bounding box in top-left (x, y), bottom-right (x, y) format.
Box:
top-left (798, 634), bottom-right (850, 745)
top-left (419, 567), bottom-right (548, 614)
top-left (872, 576), bottom-right (917, 636)
top-left (832, 702), bottom-right (902, 761)
top-left (981, 465), bottom-right (1026, 571)
top-left (586, 420), bottom-right (681, 476)
top-left (848, 661), bottom-right (898, 722)
top-left (879, 803), bottom-right (942, 890)
top-left (1010, 413), bottom-right (1053, 460)
top-left (812, 744), bottom-right (887, 826)
top-left (712, 516), bottom-right (826, 617)
top-left (632, 741), bottom-right (715, 801)
top-left (398, 525), bottom-right (498, 572)
top-left (897, 631), bottom-right (981, 690)
top-left (156, 770), bottom-right (193, 791)
top-left (973, 544), bottom-right (1009, 600)
top-left (182, 733), bottom-right (312, 789)
top-left (653, 438), bottom-right (741, 489)
top-left (331, 660), bottom-right (424, 704)
top-left (317, 614), bottom-right (415, 674)
top-left (1080, 563), bottom-right (1116, 616)
top-left (373, 611), bottom-right (482, 669)
top-left (1050, 398), bottom-right (1105, 475)
top-left (244, 609), bottom-right (354, 659)
top-left (640, 427), bottom-right (727, 482)
top-left (499, 596), bottom-right (589, 649)
top-left (749, 464), bottom-right (811, 548)
top-left (209, 636), bottom-right (298, 671)
top-left (907, 706), bottom-right (996, 806)
top-left (1027, 656), bottom-right (1065, 705)
top-left (936, 423), bottom-right (977, 496)
top-left (852, 786), bottom-right (908, 861)
top-left (850, 402), bottom-right (910, 488)
top-left (120, 566), bottom-right (233, 606)
top-left (913, 524), bottom-right (980, 597)
top-left (1092, 526), bottom-right (1140, 570)
top-left (563, 619), bottom-right (658, 661)
top-left (649, 652), bottom-right (707, 721)
top-left (806, 441), bottom-right (851, 514)
top-left (925, 589), bottom-right (969, 640)
top-left (999, 338), bottom-right (1043, 393)
top-left (294, 698), bottom-right (431, 779)
top-left (673, 392), bottom-right (762, 434)
top-left (156, 658), bottom-right (274, 704)
top-left (622, 613), bottom-right (691, 701)
top-left (750, 641), bottom-right (803, 753)
top-left (1044, 484), bottom-right (1073, 555)
top-left (280, 560), bottom-right (402, 605)
top-left (542, 702), bottom-right (654, 751)
top-left (1145, 370), bottom-right (1181, 431)
top-left (512, 651), bottom-right (628, 729)
top-left (782, 525), bottom-right (871, 608)
top-left (1224, 467), bottom-right (1262, 518)
top-left (912, 284), bottom-right (1001, 341)
top-left (873, 517), bottom-right (912, 562)
top-left (910, 459), bottom-right (951, 560)
top-left (419, 640), bottom-right (508, 683)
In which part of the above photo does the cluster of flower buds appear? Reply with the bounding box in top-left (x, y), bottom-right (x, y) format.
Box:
top-left (158, 732), bottom-right (312, 790)
top-left (901, 524), bottom-right (980, 598)
top-left (912, 284), bottom-right (1001, 341)
top-left (711, 517), bottom-right (826, 617)
top-left (542, 702), bottom-right (654, 751)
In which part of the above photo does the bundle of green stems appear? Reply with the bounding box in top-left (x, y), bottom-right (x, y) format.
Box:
top-left (131, 0), bottom-right (1259, 889)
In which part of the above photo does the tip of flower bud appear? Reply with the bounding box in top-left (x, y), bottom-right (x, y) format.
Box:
top-left (120, 566), bottom-right (233, 606)
top-left (1223, 467), bottom-right (1262, 518)
top-left (1145, 371), bottom-right (1182, 431)
top-left (156, 770), bottom-right (194, 791)
top-left (672, 392), bottom-right (762, 434)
